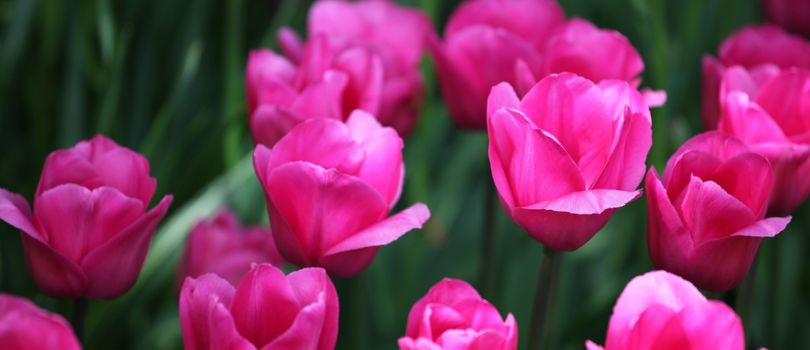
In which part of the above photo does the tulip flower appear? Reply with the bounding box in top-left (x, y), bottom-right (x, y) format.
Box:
top-left (398, 278), bottom-right (517, 350)
top-left (763, 0), bottom-right (810, 37)
top-left (718, 68), bottom-right (810, 215)
top-left (585, 270), bottom-right (744, 350)
top-left (0, 135), bottom-right (172, 299)
top-left (253, 110), bottom-right (430, 277)
top-left (701, 24), bottom-right (810, 129)
top-left (487, 73), bottom-right (652, 251)
top-left (177, 209), bottom-right (284, 286)
top-left (645, 132), bottom-right (791, 292)
top-left (180, 263), bottom-right (338, 350)
top-left (0, 294), bottom-right (82, 350)
top-left (429, 0), bottom-right (565, 129)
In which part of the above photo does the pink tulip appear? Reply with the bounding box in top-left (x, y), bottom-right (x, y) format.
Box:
top-left (718, 68), bottom-right (810, 215)
top-left (429, 0), bottom-right (564, 129)
top-left (246, 35), bottom-right (384, 147)
top-left (585, 270), bottom-right (744, 350)
top-left (180, 263), bottom-right (338, 350)
top-left (0, 294), bottom-right (81, 350)
top-left (763, 0), bottom-right (810, 37)
top-left (701, 24), bottom-right (810, 129)
top-left (645, 132), bottom-right (791, 292)
top-left (487, 73), bottom-right (652, 251)
top-left (398, 278), bottom-right (517, 350)
top-left (177, 209), bottom-right (285, 287)
top-left (0, 135), bottom-right (172, 299)
top-left (253, 111), bottom-right (430, 277)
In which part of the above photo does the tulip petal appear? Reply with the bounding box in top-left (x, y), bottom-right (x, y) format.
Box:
top-left (522, 189), bottom-right (640, 215)
top-left (285, 268), bottom-right (339, 350)
top-left (585, 340), bottom-right (605, 350)
top-left (754, 68), bottom-right (810, 137)
top-left (511, 207), bottom-right (615, 251)
top-left (265, 117), bottom-right (362, 177)
top-left (0, 295), bottom-right (82, 350)
top-left (231, 264), bottom-right (301, 348)
top-left (0, 188), bottom-right (44, 241)
top-left (709, 152), bottom-right (774, 216)
top-left (20, 235), bottom-right (87, 298)
top-left (80, 195), bottom-right (172, 298)
top-left (262, 295), bottom-right (327, 350)
top-left (719, 91), bottom-right (789, 144)
top-left (645, 168), bottom-right (692, 274)
top-left (640, 88), bottom-right (667, 108)
top-left (662, 131), bottom-right (750, 186)
top-left (752, 142), bottom-right (810, 215)
top-left (676, 176), bottom-right (756, 244)
top-left (277, 27), bottom-right (304, 64)
top-left (593, 110), bottom-right (652, 191)
top-left (405, 278), bottom-right (482, 338)
top-left (729, 216), bottom-right (790, 238)
top-left (179, 274), bottom-right (252, 350)
top-left (663, 301), bottom-right (744, 350)
top-left (346, 110), bottom-right (405, 207)
top-left (324, 203), bottom-right (429, 256)
top-left (701, 56), bottom-right (725, 129)
top-left (486, 82), bottom-right (521, 120)
top-left (253, 144), bottom-right (273, 188)
top-left (686, 236), bottom-right (762, 292)
top-left (250, 105), bottom-right (308, 148)
top-left (332, 48), bottom-right (384, 117)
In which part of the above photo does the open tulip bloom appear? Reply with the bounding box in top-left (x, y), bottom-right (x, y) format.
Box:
top-left (486, 73), bottom-right (652, 251)
top-left (253, 110), bottom-right (430, 277)
top-left (646, 132), bottom-right (791, 293)
top-left (586, 270), bottom-right (745, 350)
top-left (0, 135), bottom-right (172, 299)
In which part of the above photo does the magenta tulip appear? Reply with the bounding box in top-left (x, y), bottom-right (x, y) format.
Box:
top-left (180, 263), bottom-right (338, 350)
top-left (253, 111), bottom-right (430, 277)
top-left (398, 278), bottom-right (517, 350)
top-left (585, 271), bottom-right (744, 350)
top-left (646, 132), bottom-right (791, 292)
top-left (429, 0), bottom-right (564, 129)
top-left (487, 73), bottom-right (652, 251)
top-left (177, 209), bottom-right (284, 286)
top-left (0, 135), bottom-right (172, 299)
top-left (763, 0), bottom-right (810, 37)
top-left (718, 68), bottom-right (810, 215)
top-left (0, 294), bottom-right (81, 350)
top-left (701, 24), bottom-right (810, 129)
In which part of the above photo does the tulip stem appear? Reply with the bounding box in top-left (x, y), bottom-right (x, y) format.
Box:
top-left (527, 247), bottom-right (561, 350)
top-left (71, 298), bottom-right (88, 342)
top-left (479, 173), bottom-right (497, 298)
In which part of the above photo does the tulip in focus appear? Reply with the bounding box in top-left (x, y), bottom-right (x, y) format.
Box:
top-left (253, 110), bottom-right (430, 277)
top-left (180, 263), bottom-right (338, 350)
top-left (718, 68), bottom-right (810, 215)
top-left (398, 278), bottom-right (517, 350)
top-left (585, 270), bottom-right (744, 350)
top-left (645, 132), bottom-right (791, 292)
top-left (177, 209), bottom-right (284, 286)
top-left (762, 0), bottom-right (810, 37)
top-left (0, 294), bottom-right (82, 350)
top-left (487, 73), bottom-right (652, 251)
top-left (701, 24), bottom-right (810, 129)
top-left (0, 135), bottom-right (173, 299)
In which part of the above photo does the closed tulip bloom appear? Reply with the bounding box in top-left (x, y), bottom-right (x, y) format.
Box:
top-left (246, 35), bottom-right (384, 147)
top-left (585, 271), bottom-right (744, 350)
top-left (177, 209), bottom-right (284, 286)
top-left (719, 69), bottom-right (810, 215)
top-left (253, 111), bottom-right (430, 277)
top-left (701, 24), bottom-right (810, 129)
top-left (398, 279), bottom-right (517, 350)
top-left (0, 294), bottom-right (81, 350)
top-left (487, 73), bottom-right (652, 251)
top-left (0, 135), bottom-right (172, 299)
top-left (180, 263), bottom-right (338, 350)
top-left (646, 132), bottom-right (791, 292)
top-left (763, 0), bottom-right (810, 37)
top-left (429, 0), bottom-right (565, 129)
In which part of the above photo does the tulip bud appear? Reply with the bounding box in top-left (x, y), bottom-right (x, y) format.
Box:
top-left (0, 135), bottom-right (172, 299)
top-left (398, 278), bottom-right (517, 350)
top-left (645, 132), bottom-right (791, 292)
top-left (487, 74), bottom-right (651, 251)
top-left (0, 294), bottom-right (81, 350)
top-left (586, 271), bottom-right (744, 350)
top-left (179, 263), bottom-right (338, 350)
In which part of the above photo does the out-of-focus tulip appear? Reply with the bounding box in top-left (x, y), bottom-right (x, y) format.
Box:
top-left (0, 135), bottom-right (172, 299)
top-left (180, 263), bottom-right (338, 350)
top-left (398, 278), bottom-right (517, 350)
top-left (253, 111), bottom-right (430, 277)
top-left (177, 209), bottom-right (284, 287)
top-left (487, 73), bottom-right (652, 251)
top-left (645, 132), bottom-right (791, 292)
top-left (0, 294), bottom-right (81, 350)
top-left (429, 0), bottom-right (565, 129)
top-left (701, 24), bottom-right (810, 129)
top-left (246, 36), bottom-right (384, 148)
top-left (585, 270), bottom-right (744, 350)
top-left (718, 68), bottom-right (810, 215)
top-left (763, 0), bottom-right (810, 37)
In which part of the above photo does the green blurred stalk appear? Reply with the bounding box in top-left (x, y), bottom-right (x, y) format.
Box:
top-left (479, 169), bottom-right (497, 298)
top-left (222, 0), bottom-right (245, 167)
top-left (527, 247), bottom-right (561, 350)
top-left (72, 299), bottom-right (88, 343)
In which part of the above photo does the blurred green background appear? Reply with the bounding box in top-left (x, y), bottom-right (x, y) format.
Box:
top-left (1, 0), bottom-right (808, 349)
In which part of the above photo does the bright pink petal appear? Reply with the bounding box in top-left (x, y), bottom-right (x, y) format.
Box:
top-left (332, 47), bottom-right (384, 117)
top-left (686, 235), bottom-right (762, 293)
top-left (707, 152), bottom-right (774, 216)
top-left (284, 268), bottom-right (339, 350)
top-left (667, 301), bottom-right (744, 350)
top-left (230, 264), bottom-right (300, 348)
top-left (179, 274), bottom-right (253, 350)
top-left (701, 56), bottom-right (725, 129)
top-left (662, 131), bottom-right (750, 184)
top-left (754, 68), bottom-right (810, 137)
top-left (444, 0), bottom-right (564, 50)
top-left (266, 117), bottom-right (362, 177)
top-left (719, 91), bottom-right (789, 145)
top-left (753, 142), bottom-right (810, 215)
top-left (511, 207), bottom-right (616, 251)
top-left (645, 169), bottom-right (692, 277)
top-left (593, 110), bottom-right (652, 191)
top-left (486, 82), bottom-right (521, 119)
top-left (346, 110), bottom-right (405, 207)
top-left (19, 235), bottom-right (87, 298)
top-left (325, 203), bottom-right (429, 256)
top-left (262, 296), bottom-right (327, 350)
top-left (718, 24), bottom-right (810, 69)
top-left (0, 294), bottom-right (81, 350)
top-left (522, 189), bottom-right (640, 215)
top-left (277, 27), bottom-right (304, 64)
top-left (675, 176), bottom-right (756, 244)
top-left (640, 88), bottom-right (667, 108)
top-left (0, 189), bottom-right (43, 241)
top-left (585, 340), bottom-right (605, 350)
top-left (250, 105), bottom-right (308, 148)
top-left (405, 279), bottom-right (482, 338)
top-left (729, 217), bottom-right (790, 238)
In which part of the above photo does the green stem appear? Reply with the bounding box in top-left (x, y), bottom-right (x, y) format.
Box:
top-left (527, 247), bottom-right (562, 350)
top-left (71, 298), bottom-right (88, 342)
top-left (479, 170), bottom-right (497, 298)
